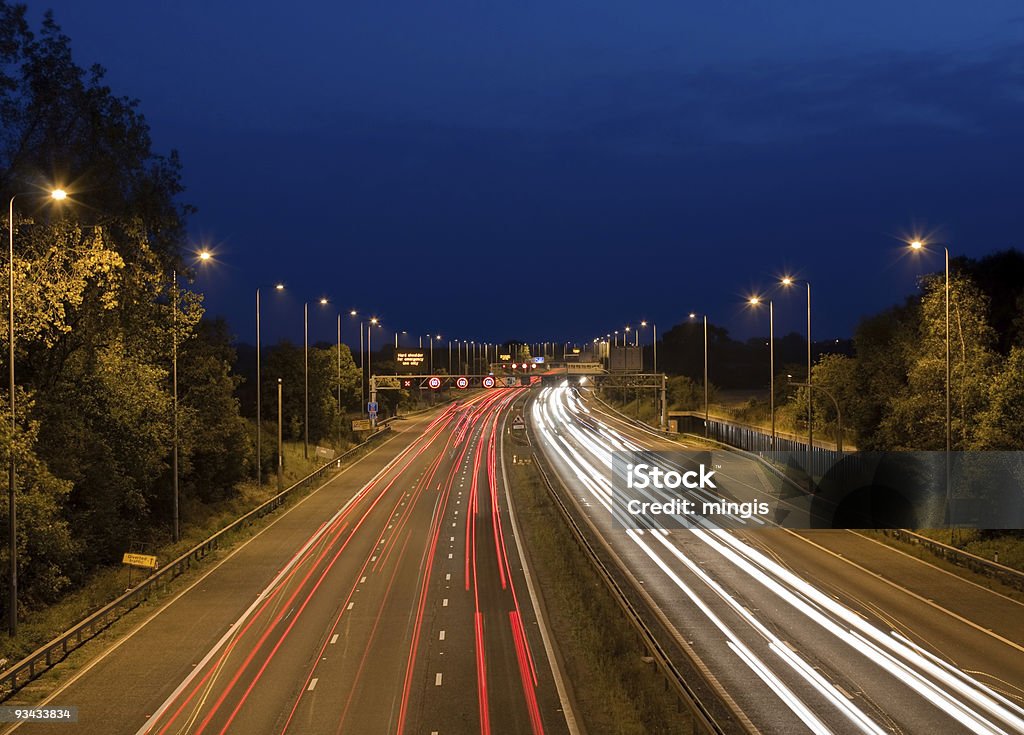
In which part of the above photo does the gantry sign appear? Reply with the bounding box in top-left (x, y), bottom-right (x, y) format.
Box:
top-left (371, 374), bottom-right (535, 392)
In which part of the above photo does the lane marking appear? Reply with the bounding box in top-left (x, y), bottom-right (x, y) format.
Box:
top-left (435, 673), bottom-right (443, 686)
top-left (445, 573), bottom-right (451, 581)
top-left (330, 634), bottom-right (339, 645)
top-left (783, 529), bottom-right (1024, 656)
top-left (443, 598), bottom-right (448, 607)
top-left (347, 602), bottom-right (354, 611)
top-left (360, 576), bottom-right (367, 584)
top-left (308, 678), bottom-right (319, 692)
top-left (439, 630), bottom-right (446, 641)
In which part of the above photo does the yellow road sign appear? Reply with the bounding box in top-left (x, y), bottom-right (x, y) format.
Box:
top-left (122, 553), bottom-right (158, 569)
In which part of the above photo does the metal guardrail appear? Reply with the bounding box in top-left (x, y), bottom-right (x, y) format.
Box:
top-left (527, 429), bottom-right (730, 735)
top-left (877, 529), bottom-right (1024, 593)
top-left (0, 426), bottom-right (393, 700)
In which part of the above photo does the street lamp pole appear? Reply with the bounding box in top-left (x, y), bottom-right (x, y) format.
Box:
top-left (910, 239), bottom-right (952, 520)
top-left (277, 378), bottom-right (283, 491)
top-left (255, 283), bottom-right (284, 488)
top-left (690, 313), bottom-right (709, 434)
top-left (303, 302), bottom-right (309, 460)
top-left (749, 297), bottom-right (775, 442)
top-left (171, 271), bottom-right (179, 543)
top-left (782, 277), bottom-right (813, 472)
top-left (7, 189), bottom-right (66, 636)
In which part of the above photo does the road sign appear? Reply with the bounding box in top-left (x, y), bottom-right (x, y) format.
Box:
top-left (428, 376), bottom-right (442, 389)
top-left (401, 378), bottom-right (414, 389)
top-left (122, 553), bottom-right (158, 570)
top-left (503, 376), bottom-right (517, 387)
top-left (456, 376), bottom-right (469, 389)
top-left (481, 376), bottom-right (496, 388)
top-left (367, 401), bottom-right (378, 413)
top-left (352, 419), bottom-right (372, 431)
top-left (395, 349), bottom-right (428, 373)
top-left (511, 415), bottom-right (526, 431)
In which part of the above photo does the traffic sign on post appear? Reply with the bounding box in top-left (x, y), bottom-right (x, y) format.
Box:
top-left (367, 401), bottom-right (378, 414)
top-left (481, 376), bottom-right (496, 388)
top-left (428, 376), bottom-right (442, 389)
top-left (456, 376), bottom-right (469, 389)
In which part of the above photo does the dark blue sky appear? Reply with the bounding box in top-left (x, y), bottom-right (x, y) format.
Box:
top-left (30, 1), bottom-right (1024, 348)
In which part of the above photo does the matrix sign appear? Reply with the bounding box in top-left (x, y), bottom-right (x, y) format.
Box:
top-left (395, 349), bottom-right (428, 373)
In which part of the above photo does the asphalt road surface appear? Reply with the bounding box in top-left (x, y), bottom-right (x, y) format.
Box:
top-left (531, 384), bottom-right (1024, 735)
top-left (9, 392), bottom-right (571, 735)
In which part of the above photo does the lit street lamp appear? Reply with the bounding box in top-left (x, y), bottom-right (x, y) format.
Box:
top-left (256, 283), bottom-right (285, 488)
top-left (748, 296), bottom-right (775, 442)
top-left (7, 188), bottom-right (67, 635)
top-left (689, 313), bottom-right (709, 434)
top-left (170, 251), bottom-right (214, 543)
top-left (781, 276), bottom-right (813, 473)
top-left (910, 238), bottom-right (952, 521)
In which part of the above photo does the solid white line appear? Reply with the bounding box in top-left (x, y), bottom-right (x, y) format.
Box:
top-left (120, 424), bottom-right (421, 735)
top-left (785, 529), bottom-right (1024, 656)
top-left (308, 678), bottom-right (319, 691)
top-left (435, 673), bottom-right (443, 686)
top-left (500, 400), bottom-right (581, 735)
top-left (330, 634), bottom-right (339, 645)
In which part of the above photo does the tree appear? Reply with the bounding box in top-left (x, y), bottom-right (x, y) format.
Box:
top-left (975, 347), bottom-right (1024, 450)
top-left (880, 274), bottom-right (997, 450)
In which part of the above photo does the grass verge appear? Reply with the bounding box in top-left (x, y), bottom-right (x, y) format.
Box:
top-left (858, 530), bottom-right (1024, 604)
top-left (506, 442), bottom-right (694, 734)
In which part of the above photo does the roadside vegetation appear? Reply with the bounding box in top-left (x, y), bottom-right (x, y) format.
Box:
top-left (506, 441), bottom-right (694, 734)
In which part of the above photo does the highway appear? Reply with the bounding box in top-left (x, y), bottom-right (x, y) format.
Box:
top-left (11, 392), bottom-right (570, 735)
top-left (531, 383), bottom-right (1024, 735)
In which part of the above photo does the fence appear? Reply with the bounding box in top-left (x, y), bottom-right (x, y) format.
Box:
top-left (0, 425), bottom-right (393, 700)
top-left (672, 411), bottom-right (844, 483)
top-left (877, 529), bottom-right (1024, 593)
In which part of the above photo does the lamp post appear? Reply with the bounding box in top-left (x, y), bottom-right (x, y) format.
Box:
top-left (169, 251), bottom-right (213, 544)
top-left (302, 297), bottom-right (330, 460)
top-left (910, 239), bottom-right (952, 520)
top-left (277, 378), bottom-right (284, 491)
top-left (255, 283), bottom-right (285, 488)
top-left (748, 296), bottom-right (775, 442)
top-left (7, 188), bottom-right (67, 636)
top-left (366, 318), bottom-right (378, 412)
top-left (689, 313), bottom-right (709, 434)
top-left (781, 277), bottom-right (813, 472)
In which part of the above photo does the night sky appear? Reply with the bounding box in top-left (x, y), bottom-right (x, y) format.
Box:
top-left (28, 1), bottom-right (1024, 348)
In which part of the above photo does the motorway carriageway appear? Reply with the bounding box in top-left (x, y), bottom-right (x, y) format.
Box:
top-left (15, 390), bottom-right (570, 735)
top-left (532, 384), bottom-right (1024, 735)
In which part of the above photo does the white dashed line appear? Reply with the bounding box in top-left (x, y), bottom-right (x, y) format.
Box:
top-left (330, 634), bottom-right (339, 645)
top-left (442, 598), bottom-right (448, 607)
top-left (347, 602), bottom-right (354, 611)
top-left (308, 678), bottom-right (319, 691)
top-left (439, 630), bottom-right (446, 641)
top-left (360, 576), bottom-right (367, 584)
top-left (435, 673), bottom-right (443, 686)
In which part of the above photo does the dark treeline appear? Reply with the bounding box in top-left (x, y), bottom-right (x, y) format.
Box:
top-left (0, 5), bottom-right (368, 621)
top-left (655, 250), bottom-right (1024, 450)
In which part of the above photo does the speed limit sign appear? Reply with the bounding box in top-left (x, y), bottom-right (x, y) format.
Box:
top-left (456, 376), bottom-right (469, 389)
top-left (481, 375), bottom-right (496, 389)
top-left (428, 376), bottom-right (442, 389)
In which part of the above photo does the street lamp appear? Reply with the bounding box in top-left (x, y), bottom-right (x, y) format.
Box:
top-left (689, 312), bottom-right (709, 434)
top-left (781, 276), bottom-right (813, 472)
top-left (909, 238), bottom-right (952, 521)
top-left (255, 283), bottom-right (285, 488)
top-left (169, 251), bottom-right (214, 544)
top-left (7, 187), bottom-right (68, 635)
top-left (748, 296), bottom-right (775, 442)
top-left (302, 297), bottom-right (332, 460)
